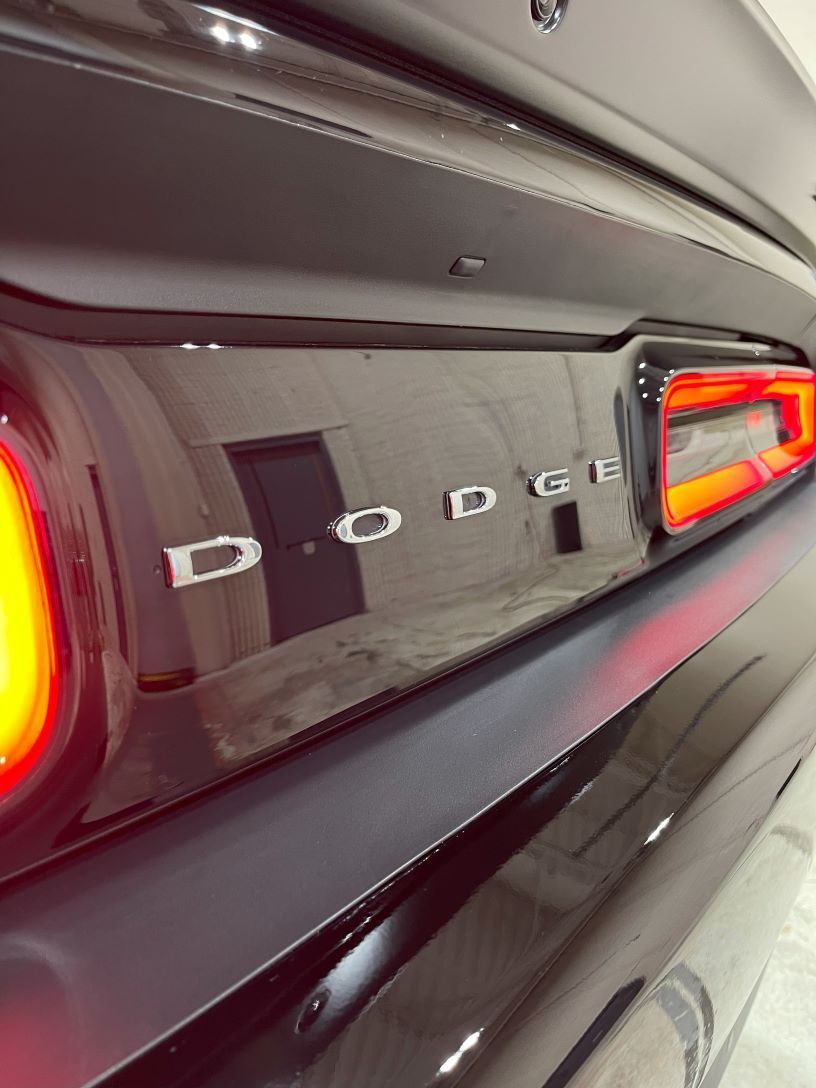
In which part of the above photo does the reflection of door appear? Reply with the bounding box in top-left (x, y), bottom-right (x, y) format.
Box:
top-left (230, 437), bottom-right (363, 643)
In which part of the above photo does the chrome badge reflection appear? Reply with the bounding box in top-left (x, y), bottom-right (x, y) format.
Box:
top-left (528, 468), bottom-right (570, 496)
top-left (329, 506), bottom-right (402, 544)
top-left (162, 454), bottom-right (622, 568)
top-left (163, 535), bottom-right (263, 588)
top-left (443, 486), bottom-right (498, 520)
top-left (589, 456), bottom-right (622, 483)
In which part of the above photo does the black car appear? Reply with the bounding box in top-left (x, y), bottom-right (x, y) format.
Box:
top-left (1, 2), bottom-right (816, 1087)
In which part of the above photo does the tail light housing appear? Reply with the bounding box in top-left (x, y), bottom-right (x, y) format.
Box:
top-left (661, 368), bottom-right (816, 531)
top-left (0, 443), bottom-right (59, 794)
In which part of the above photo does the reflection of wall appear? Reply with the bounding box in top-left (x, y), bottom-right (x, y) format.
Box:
top-left (124, 347), bottom-right (630, 665)
top-left (70, 342), bottom-right (642, 762)
top-left (230, 437), bottom-right (363, 642)
top-left (84, 349), bottom-right (251, 675)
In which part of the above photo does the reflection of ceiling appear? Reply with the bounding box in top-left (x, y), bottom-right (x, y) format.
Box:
top-left (759, 0), bottom-right (816, 88)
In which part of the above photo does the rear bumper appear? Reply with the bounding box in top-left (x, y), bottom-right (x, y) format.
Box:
top-left (465, 610), bottom-right (816, 1088)
top-left (0, 475), bottom-right (814, 1087)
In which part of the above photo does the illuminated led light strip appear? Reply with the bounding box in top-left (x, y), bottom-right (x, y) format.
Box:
top-left (0, 444), bottom-right (59, 792)
top-left (661, 368), bottom-right (816, 531)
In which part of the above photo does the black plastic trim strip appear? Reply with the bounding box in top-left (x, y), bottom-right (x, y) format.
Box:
top-left (0, 283), bottom-right (794, 354)
top-left (0, 284), bottom-right (609, 349)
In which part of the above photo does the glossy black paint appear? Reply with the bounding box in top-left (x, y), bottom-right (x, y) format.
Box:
top-left (2, 3), bottom-right (816, 1087)
top-left (1, 321), bottom-right (810, 883)
top-left (2, 0), bottom-right (816, 354)
top-left (0, 447), bottom-right (812, 1088)
top-left (87, 516), bottom-right (816, 1088)
top-left (259, 0), bottom-right (816, 271)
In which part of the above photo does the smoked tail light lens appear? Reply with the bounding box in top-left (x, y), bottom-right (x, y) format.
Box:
top-left (662, 368), bottom-right (816, 531)
top-left (0, 444), bottom-right (59, 793)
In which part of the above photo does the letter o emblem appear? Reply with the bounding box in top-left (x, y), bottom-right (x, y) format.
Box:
top-left (328, 506), bottom-right (402, 544)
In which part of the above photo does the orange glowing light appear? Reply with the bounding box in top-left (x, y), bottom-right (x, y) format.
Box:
top-left (0, 444), bottom-right (59, 791)
top-left (661, 368), bottom-right (816, 531)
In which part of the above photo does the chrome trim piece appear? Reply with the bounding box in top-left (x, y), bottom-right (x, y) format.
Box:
top-left (531, 0), bottom-right (569, 34)
top-left (163, 535), bottom-right (263, 588)
top-left (443, 486), bottom-right (498, 520)
top-left (328, 506), bottom-right (402, 544)
top-left (528, 468), bottom-right (570, 496)
top-left (589, 457), bottom-right (622, 483)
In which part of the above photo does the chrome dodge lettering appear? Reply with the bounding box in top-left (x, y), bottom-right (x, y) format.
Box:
top-left (164, 535), bottom-right (263, 588)
top-left (528, 468), bottom-right (570, 496)
top-left (589, 456), bottom-right (622, 483)
top-left (329, 506), bottom-right (402, 544)
top-left (164, 453), bottom-right (623, 562)
top-left (443, 486), bottom-right (498, 520)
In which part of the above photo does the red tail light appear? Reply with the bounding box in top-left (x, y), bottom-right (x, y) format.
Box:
top-left (661, 368), bottom-right (816, 531)
top-left (0, 443), bottom-right (59, 793)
